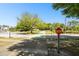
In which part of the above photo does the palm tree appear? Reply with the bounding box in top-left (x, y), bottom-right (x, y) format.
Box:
top-left (52, 3), bottom-right (79, 18)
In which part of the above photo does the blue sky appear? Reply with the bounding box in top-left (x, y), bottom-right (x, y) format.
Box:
top-left (0, 3), bottom-right (70, 26)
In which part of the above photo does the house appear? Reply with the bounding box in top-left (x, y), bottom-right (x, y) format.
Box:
top-left (0, 25), bottom-right (9, 32)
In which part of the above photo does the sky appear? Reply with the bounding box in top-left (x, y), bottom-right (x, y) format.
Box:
top-left (0, 3), bottom-right (69, 26)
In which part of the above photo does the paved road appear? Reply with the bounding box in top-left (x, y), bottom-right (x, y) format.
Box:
top-left (0, 32), bottom-right (44, 38)
top-left (0, 32), bottom-right (79, 38)
top-left (0, 32), bottom-right (79, 39)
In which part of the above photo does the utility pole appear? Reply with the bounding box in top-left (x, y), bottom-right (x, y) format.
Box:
top-left (57, 34), bottom-right (60, 53)
top-left (65, 18), bottom-right (67, 33)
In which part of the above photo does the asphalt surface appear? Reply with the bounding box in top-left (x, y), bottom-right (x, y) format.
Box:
top-left (0, 32), bottom-right (79, 38)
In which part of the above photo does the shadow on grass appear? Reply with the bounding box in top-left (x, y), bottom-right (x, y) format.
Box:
top-left (7, 35), bottom-right (79, 56)
top-left (8, 36), bottom-right (50, 56)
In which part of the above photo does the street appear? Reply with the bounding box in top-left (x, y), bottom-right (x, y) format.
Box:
top-left (0, 32), bottom-right (79, 38)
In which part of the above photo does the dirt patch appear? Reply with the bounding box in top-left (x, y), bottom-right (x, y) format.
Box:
top-left (0, 41), bottom-right (13, 47)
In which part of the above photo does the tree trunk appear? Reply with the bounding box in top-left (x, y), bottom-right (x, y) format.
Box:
top-left (31, 30), bottom-right (33, 34)
top-left (30, 28), bottom-right (33, 34)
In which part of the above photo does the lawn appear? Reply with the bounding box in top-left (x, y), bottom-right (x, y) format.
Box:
top-left (61, 40), bottom-right (79, 56)
top-left (0, 37), bottom-right (24, 40)
top-left (0, 37), bottom-right (25, 47)
top-left (0, 35), bottom-right (79, 56)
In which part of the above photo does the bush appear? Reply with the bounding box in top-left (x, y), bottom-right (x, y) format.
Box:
top-left (45, 30), bottom-right (54, 34)
top-left (65, 31), bottom-right (79, 34)
top-left (32, 29), bottom-right (40, 34)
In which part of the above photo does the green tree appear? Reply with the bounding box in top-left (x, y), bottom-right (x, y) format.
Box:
top-left (46, 23), bottom-right (53, 31)
top-left (51, 23), bottom-right (65, 32)
top-left (52, 23), bottom-right (65, 29)
top-left (16, 14), bottom-right (31, 31)
top-left (36, 22), bottom-right (47, 30)
top-left (68, 20), bottom-right (79, 27)
top-left (53, 3), bottom-right (79, 18)
top-left (75, 25), bottom-right (79, 31)
top-left (36, 22), bottom-right (53, 30)
top-left (16, 13), bottom-right (41, 33)
top-left (68, 20), bottom-right (79, 31)
top-left (9, 26), bottom-right (16, 32)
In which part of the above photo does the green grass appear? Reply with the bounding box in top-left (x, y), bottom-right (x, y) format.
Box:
top-left (0, 37), bottom-right (25, 40)
top-left (45, 30), bottom-right (55, 34)
top-left (15, 29), bottom-right (40, 34)
top-left (60, 40), bottom-right (79, 56)
top-left (64, 46), bottom-right (79, 55)
top-left (0, 37), bottom-right (27, 46)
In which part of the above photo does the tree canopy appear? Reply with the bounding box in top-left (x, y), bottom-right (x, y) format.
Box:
top-left (53, 3), bottom-right (79, 18)
top-left (16, 13), bottom-right (41, 32)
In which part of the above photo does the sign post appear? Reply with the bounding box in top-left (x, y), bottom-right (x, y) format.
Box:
top-left (8, 26), bottom-right (11, 38)
top-left (55, 27), bottom-right (62, 54)
top-left (57, 34), bottom-right (60, 53)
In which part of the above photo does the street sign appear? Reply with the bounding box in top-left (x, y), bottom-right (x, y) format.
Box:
top-left (55, 27), bottom-right (62, 34)
top-left (55, 27), bottom-right (62, 54)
